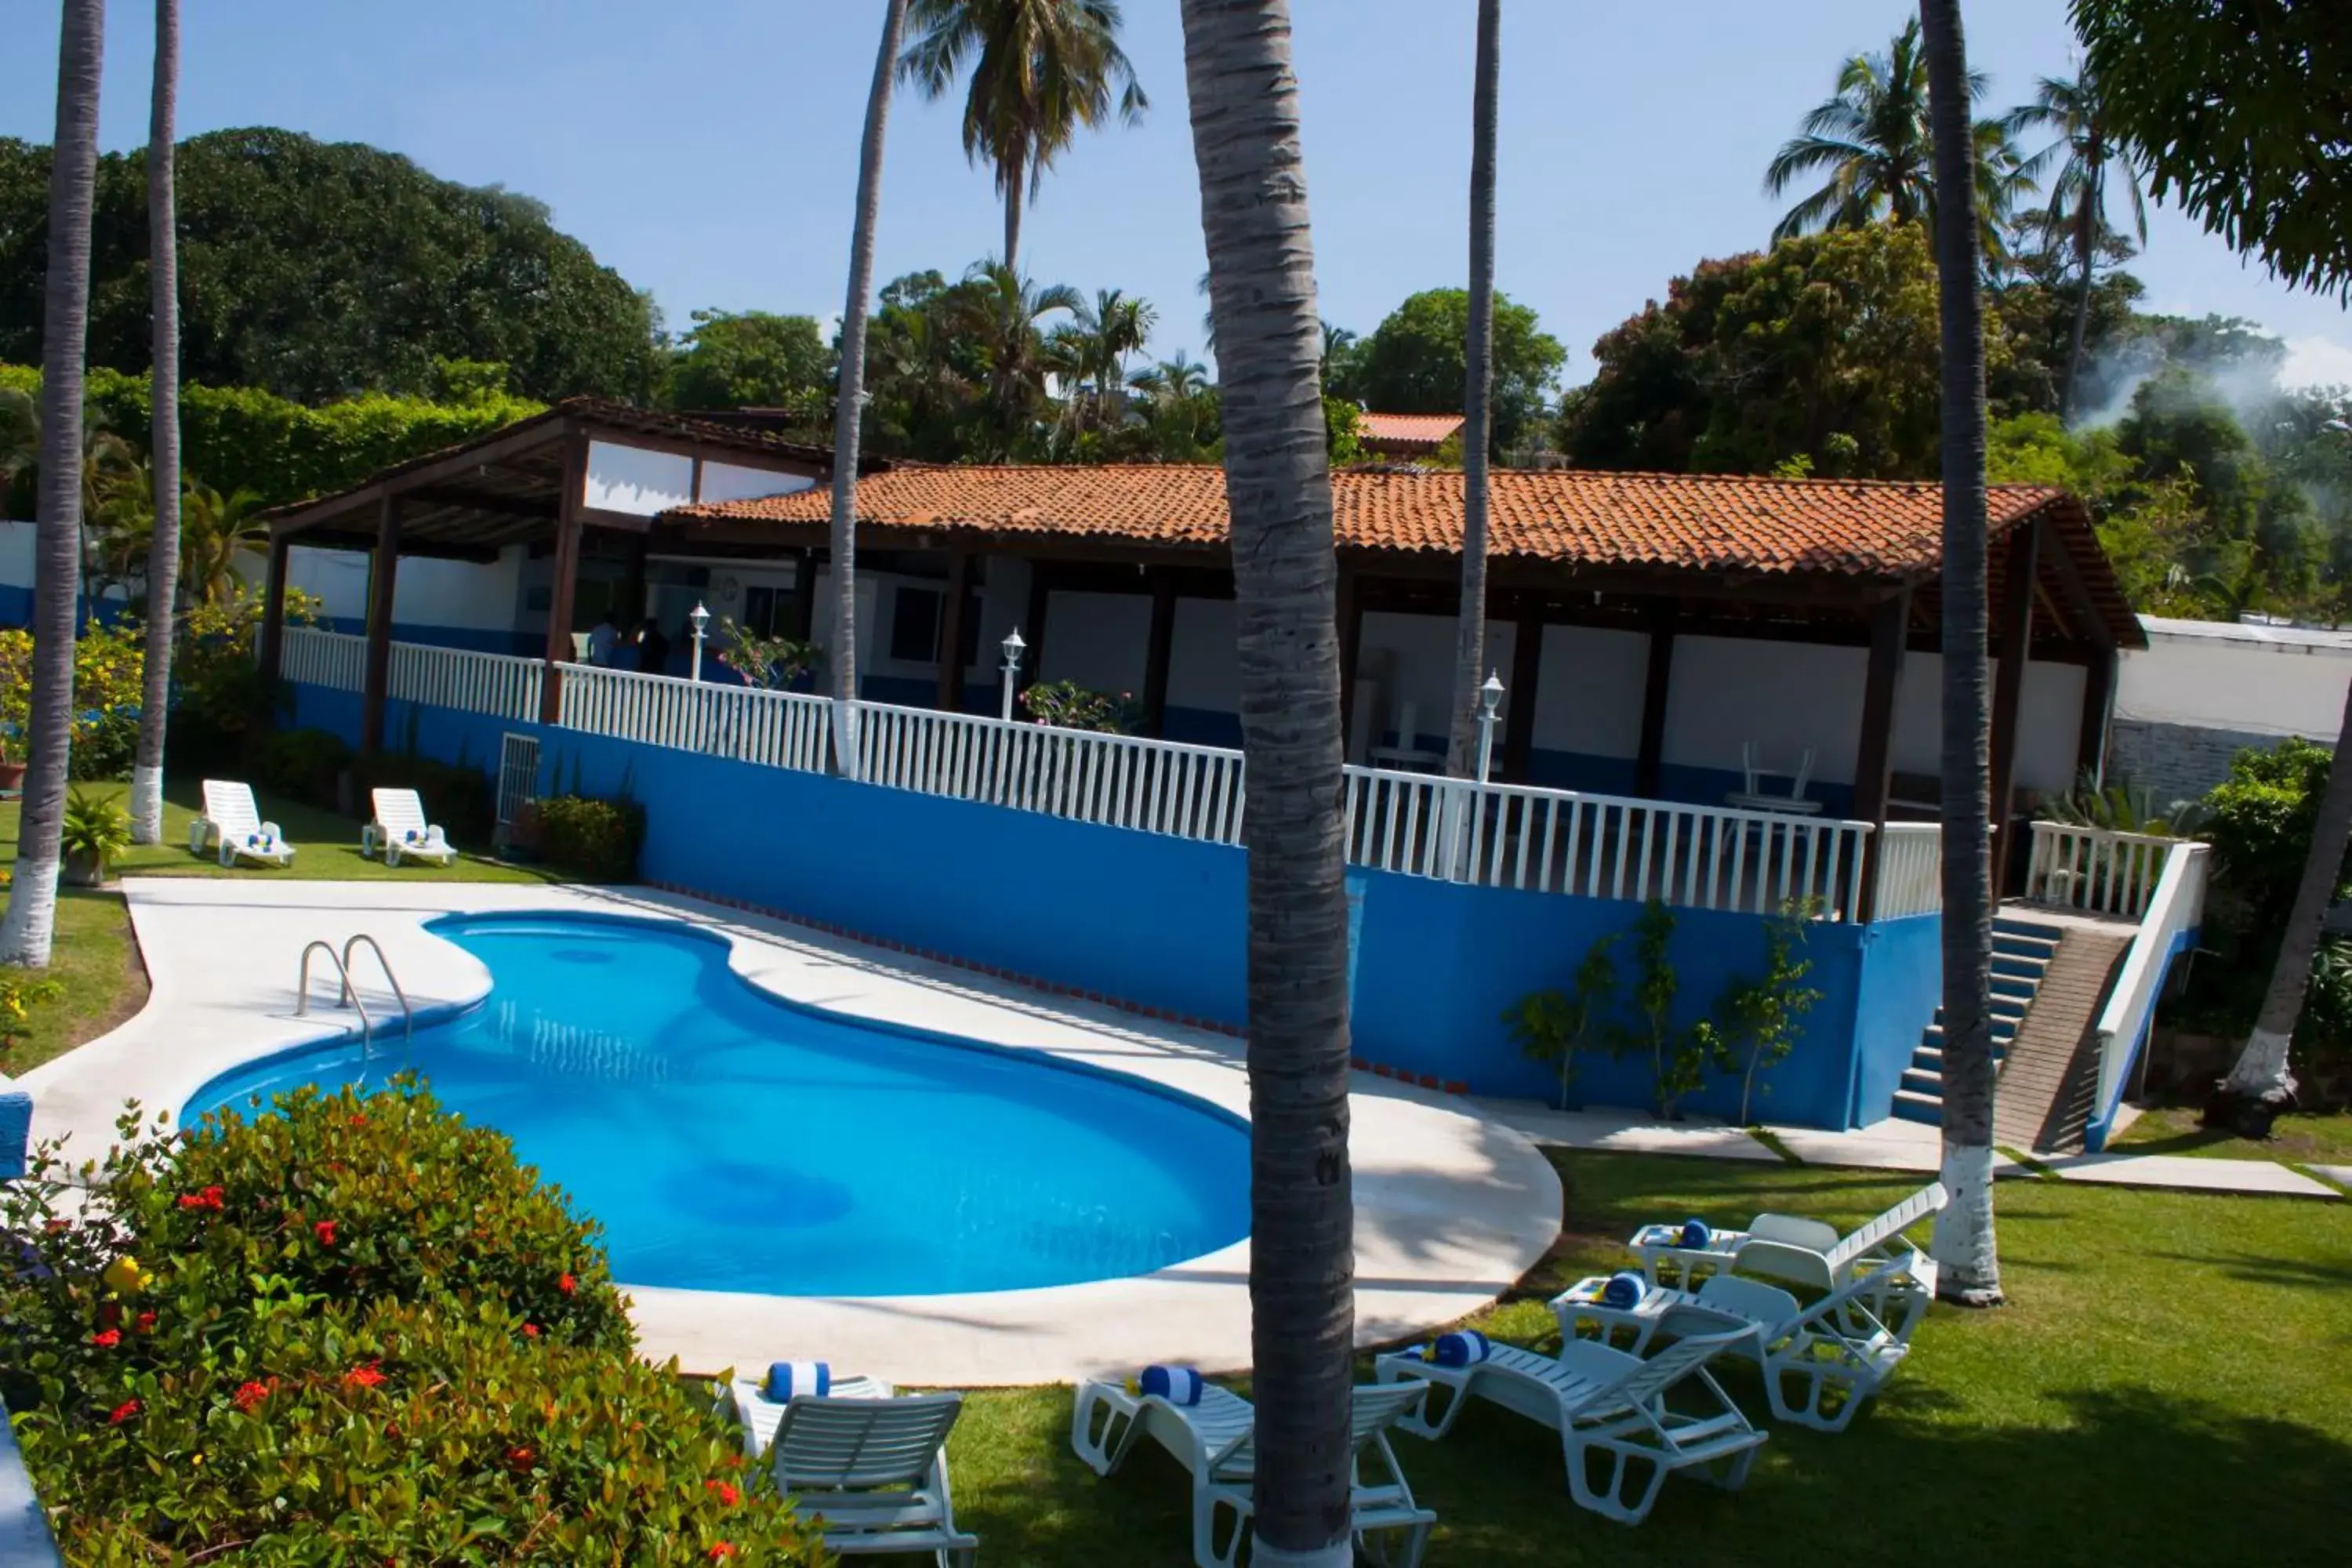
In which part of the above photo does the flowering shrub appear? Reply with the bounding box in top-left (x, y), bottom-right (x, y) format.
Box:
top-left (1019, 678), bottom-right (1140, 735)
top-left (0, 619), bottom-right (147, 778)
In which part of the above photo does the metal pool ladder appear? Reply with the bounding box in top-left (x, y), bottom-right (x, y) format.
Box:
top-left (295, 935), bottom-right (415, 1059)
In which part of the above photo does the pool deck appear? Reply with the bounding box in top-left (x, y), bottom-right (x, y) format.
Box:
top-left (22, 877), bottom-right (1563, 1388)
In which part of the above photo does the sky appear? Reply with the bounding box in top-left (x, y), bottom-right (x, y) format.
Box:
top-left (5, 0), bottom-right (2349, 394)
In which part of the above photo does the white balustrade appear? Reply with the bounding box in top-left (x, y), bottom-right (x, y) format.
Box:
top-left (2089, 839), bottom-right (2211, 1144)
top-left (278, 627), bottom-right (366, 692)
top-left (2024, 822), bottom-right (2180, 920)
top-left (1868, 822), bottom-right (1944, 921)
top-left (557, 662), bottom-right (833, 775)
top-left (387, 641), bottom-right (543, 723)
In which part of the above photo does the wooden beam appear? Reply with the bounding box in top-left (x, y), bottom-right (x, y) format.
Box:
top-left (361, 494), bottom-right (401, 757)
top-left (1501, 597), bottom-right (1545, 782)
top-left (405, 486), bottom-right (557, 521)
top-left (2078, 646), bottom-right (2117, 790)
top-left (1635, 605), bottom-right (1677, 798)
top-left (2038, 524), bottom-right (2118, 650)
top-left (267, 412), bottom-right (569, 537)
top-left (539, 433), bottom-right (590, 724)
top-left (1850, 590), bottom-right (1912, 920)
top-left (1988, 518), bottom-right (2042, 898)
top-left (935, 550), bottom-right (973, 713)
top-left (1142, 568), bottom-right (1180, 738)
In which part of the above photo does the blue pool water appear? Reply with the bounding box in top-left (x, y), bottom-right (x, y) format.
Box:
top-left (192, 913), bottom-right (1251, 1297)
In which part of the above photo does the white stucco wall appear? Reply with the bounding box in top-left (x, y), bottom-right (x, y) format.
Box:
top-left (1889, 650), bottom-right (2085, 793)
top-left (1525, 624), bottom-right (1648, 760)
top-left (1167, 599), bottom-right (1239, 714)
top-left (1664, 635), bottom-right (1870, 785)
top-left (2117, 616), bottom-right (2352, 740)
top-left (0, 519), bottom-right (31, 589)
top-left (287, 545), bottom-right (527, 633)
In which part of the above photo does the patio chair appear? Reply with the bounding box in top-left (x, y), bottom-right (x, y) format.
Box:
top-left (1731, 743), bottom-right (1820, 814)
top-left (1628, 1181), bottom-right (1948, 1298)
top-left (1071, 1372), bottom-right (1435, 1568)
top-left (1552, 1253), bottom-right (1929, 1433)
top-left (189, 780), bottom-right (296, 869)
top-left (724, 1367), bottom-right (976, 1566)
top-left (363, 788), bottom-right (458, 867)
top-left (1374, 1328), bottom-right (1765, 1526)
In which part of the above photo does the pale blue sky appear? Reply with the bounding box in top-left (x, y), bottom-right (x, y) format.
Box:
top-left (7, 0), bottom-right (2348, 391)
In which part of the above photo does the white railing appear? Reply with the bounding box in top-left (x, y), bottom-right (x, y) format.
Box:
top-left (2024, 822), bottom-right (2180, 919)
top-left (1870, 822), bottom-right (1943, 920)
top-left (388, 640), bottom-right (543, 724)
top-left (2088, 840), bottom-right (2211, 1149)
top-left (854, 702), bottom-right (1247, 844)
top-left (279, 626), bottom-right (365, 692)
top-left (556, 662), bottom-right (834, 775)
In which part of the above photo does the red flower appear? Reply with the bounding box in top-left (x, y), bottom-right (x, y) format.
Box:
top-left (705, 1479), bottom-right (741, 1506)
top-left (135, 1311), bottom-right (156, 1333)
top-left (506, 1443), bottom-right (535, 1470)
top-left (314, 1219), bottom-right (337, 1246)
top-left (89, 1329), bottom-right (121, 1348)
top-left (707, 1546), bottom-right (735, 1562)
top-left (557, 1272), bottom-right (577, 1295)
top-left (343, 1361), bottom-right (387, 1389)
top-left (99, 1301), bottom-right (122, 1330)
top-left (233, 1379), bottom-right (273, 1413)
top-left (107, 1399), bottom-right (140, 1425)
top-left (176, 1185), bottom-right (225, 1212)
top-left (349, 1113), bottom-right (366, 1126)
top-left (521, 1323), bottom-right (540, 1339)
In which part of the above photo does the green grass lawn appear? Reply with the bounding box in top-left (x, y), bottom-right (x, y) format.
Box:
top-left (2110, 1102), bottom-right (2352, 1172)
top-left (928, 1152), bottom-right (2351, 1566)
top-left (0, 887), bottom-right (147, 1075)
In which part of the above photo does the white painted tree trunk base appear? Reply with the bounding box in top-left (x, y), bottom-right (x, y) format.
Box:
top-left (0, 856), bottom-right (61, 967)
top-left (129, 764), bottom-right (165, 844)
top-left (1929, 1142), bottom-right (2005, 1307)
top-left (1250, 1541), bottom-right (1353, 1567)
top-left (2223, 1026), bottom-right (2296, 1101)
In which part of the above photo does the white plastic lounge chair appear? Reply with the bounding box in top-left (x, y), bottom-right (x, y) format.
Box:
top-left (363, 788), bottom-right (458, 867)
top-left (728, 1378), bottom-right (976, 1566)
top-left (188, 780), bottom-right (296, 869)
top-left (1629, 1181), bottom-right (1947, 1298)
top-left (1071, 1376), bottom-right (1435, 1568)
top-left (1374, 1329), bottom-right (1764, 1526)
top-left (1555, 1252), bottom-right (1929, 1434)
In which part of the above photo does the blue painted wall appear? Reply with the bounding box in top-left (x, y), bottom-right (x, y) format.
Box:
top-left (279, 681), bottom-right (1941, 1128)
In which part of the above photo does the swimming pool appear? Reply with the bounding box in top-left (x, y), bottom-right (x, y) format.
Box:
top-left (191, 913), bottom-right (1252, 1298)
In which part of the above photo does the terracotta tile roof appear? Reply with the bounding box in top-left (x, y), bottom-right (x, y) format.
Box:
top-left (1358, 412), bottom-right (1466, 450)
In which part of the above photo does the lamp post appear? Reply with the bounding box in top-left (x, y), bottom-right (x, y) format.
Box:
top-left (1000, 626), bottom-right (1027, 721)
top-left (688, 601), bottom-right (710, 682)
top-left (1476, 670), bottom-right (1504, 785)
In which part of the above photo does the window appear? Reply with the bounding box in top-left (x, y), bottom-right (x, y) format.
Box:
top-left (889, 586), bottom-right (943, 663)
top-left (743, 584), bottom-right (781, 638)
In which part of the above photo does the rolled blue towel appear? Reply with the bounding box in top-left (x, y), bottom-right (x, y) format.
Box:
top-left (1678, 1218), bottom-right (1711, 1250)
top-left (1428, 1330), bottom-right (1492, 1368)
top-left (1139, 1365), bottom-right (1205, 1406)
top-left (764, 1360), bottom-right (831, 1403)
top-left (1600, 1270), bottom-right (1646, 1310)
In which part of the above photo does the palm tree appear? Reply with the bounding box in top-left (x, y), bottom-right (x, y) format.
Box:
top-left (899, 0), bottom-right (1147, 274)
top-left (1446, 0), bottom-right (1502, 781)
top-left (828, 0), bottom-right (915, 775)
top-left (1179, 2), bottom-right (1355, 1561)
top-left (1918, 0), bottom-right (2003, 1308)
top-left (1050, 286), bottom-right (1156, 431)
top-left (177, 480), bottom-right (267, 603)
top-left (2005, 67), bottom-right (2147, 419)
top-left (132, 0), bottom-right (183, 846)
top-left (953, 260), bottom-right (1083, 446)
top-left (1766, 16), bottom-right (2030, 269)
top-left (2, 0), bottom-right (105, 970)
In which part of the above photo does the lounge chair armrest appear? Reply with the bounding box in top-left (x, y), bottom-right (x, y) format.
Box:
top-left (260, 820), bottom-right (284, 840)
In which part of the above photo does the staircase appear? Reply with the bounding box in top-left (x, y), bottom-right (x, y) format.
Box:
top-left (1891, 916), bottom-right (2063, 1127)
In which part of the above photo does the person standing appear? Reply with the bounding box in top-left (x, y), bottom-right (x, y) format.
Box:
top-left (586, 609), bottom-right (619, 667)
top-left (636, 618), bottom-right (670, 676)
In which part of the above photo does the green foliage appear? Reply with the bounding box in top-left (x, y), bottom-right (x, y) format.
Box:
top-left (249, 727), bottom-right (353, 807)
top-left (1327, 288), bottom-right (1564, 452)
top-left (1708, 907), bottom-right (1824, 1126)
top-left (666, 309), bottom-right (834, 418)
top-left (356, 751), bottom-right (498, 848)
top-left (2043, 769), bottom-right (2209, 837)
top-left (1019, 679), bottom-right (1138, 735)
top-left (0, 128), bottom-right (664, 402)
top-left (1504, 933), bottom-right (1619, 1110)
top-left (1323, 394), bottom-right (1363, 466)
top-left (61, 787), bottom-right (132, 881)
top-left (0, 619), bottom-right (147, 778)
top-left (535, 794), bottom-right (647, 882)
top-left (1612, 900), bottom-right (1711, 1119)
top-left (716, 619), bottom-right (822, 690)
top-left (169, 586), bottom-right (318, 775)
top-left (0, 969), bottom-right (63, 1050)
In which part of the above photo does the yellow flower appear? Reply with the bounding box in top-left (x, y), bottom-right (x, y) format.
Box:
top-left (102, 1255), bottom-right (146, 1297)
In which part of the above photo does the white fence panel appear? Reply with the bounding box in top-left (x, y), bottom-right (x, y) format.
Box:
top-left (2089, 840), bottom-right (2211, 1144)
top-left (556, 664), bottom-right (833, 774)
top-left (1869, 823), bottom-right (1943, 920)
top-left (279, 627), bottom-right (365, 692)
top-left (387, 641), bottom-right (543, 724)
top-left (2024, 822), bottom-right (2179, 920)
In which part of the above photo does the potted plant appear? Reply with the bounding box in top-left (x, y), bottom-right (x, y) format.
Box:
top-left (61, 788), bottom-right (133, 887)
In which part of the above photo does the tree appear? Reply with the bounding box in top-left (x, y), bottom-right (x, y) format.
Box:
top-left (176, 479), bottom-right (267, 604)
top-left (1765, 17), bottom-right (2032, 269)
top-left (130, 0), bottom-right (180, 848)
top-left (1045, 285), bottom-right (1155, 436)
top-left (952, 260), bottom-right (1083, 450)
top-left (898, 0), bottom-right (1147, 273)
top-left (664, 310), bottom-right (833, 420)
top-left (2073, 0), bottom-right (2352, 303)
top-left (1919, 0), bottom-right (2002, 1308)
top-left (2004, 67), bottom-right (2146, 418)
top-left (828, 0), bottom-right (914, 776)
top-left (1446, 0), bottom-right (1501, 781)
top-left (0, 129), bottom-right (662, 403)
top-left (1332, 288), bottom-right (1563, 453)
top-left (1180, 0), bottom-right (1355, 1561)
top-left (2, 0), bottom-right (103, 970)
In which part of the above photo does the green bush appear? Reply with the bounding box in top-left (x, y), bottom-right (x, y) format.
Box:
top-left (536, 793), bottom-right (646, 881)
top-left (0, 619), bottom-right (146, 779)
top-left (249, 725), bottom-right (350, 808)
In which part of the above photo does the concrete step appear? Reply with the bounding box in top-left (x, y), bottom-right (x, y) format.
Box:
top-left (1892, 1088), bottom-right (1943, 1127)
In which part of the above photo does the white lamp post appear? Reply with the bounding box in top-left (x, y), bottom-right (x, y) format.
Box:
top-left (1000, 626), bottom-right (1027, 721)
top-left (1476, 670), bottom-right (1504, 784)
top-left (688, 601), bottom-right (710, 682)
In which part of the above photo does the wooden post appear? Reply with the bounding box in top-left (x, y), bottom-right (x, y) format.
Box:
top-left (360, 494), bottom-right (401, 757)
top-left (1336, 566), bottom-right (1364, 758)
top-left (1635, 604), bottom-right (1676, 798)
top-left (621, 535), bottom-right (650, 630)
top-left (1141, 568), bottom-right (1179, 737)
top-left (2077, 644), bottom-right (2117, 792)
top-left (935, 550), bottom-right (972, 713)
top-left (1852, 589), bottom-right (1911, 920)
top-left (789, 547), bottom-right (818, 641)
top-left (539, 430), bottom-right (589, 724)
top-left (1501, 597), bottom-right (1544, 782)
top-left (258, 529), bottom-right (292, 688)
top-left (1988, 520), bottom-right (2042, 900)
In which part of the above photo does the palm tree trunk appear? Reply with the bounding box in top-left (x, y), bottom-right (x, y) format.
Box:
top-left (1446, 0), bottom-right (1501, 782)
top-left (826, 0), bottom-right (911, 782)
top-left (2212, 675), bottom-right (2352, 1131)
top-left (1181, 5), bottom-right (1354, 1563)
top-left (131, 0), bottom-right (181, 846)
top-left (1918, 0), bottom-right (2002, 1308)
top-left (2059, 172), bottom-right (2096, 423)
top-left (1004, 163), bottom-right (1024, 274)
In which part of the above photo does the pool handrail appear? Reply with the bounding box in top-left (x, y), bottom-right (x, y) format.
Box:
top-left (341, 934), bottom-right (415, 1043)
top-left (295, 941), bottom-right (375, 1059)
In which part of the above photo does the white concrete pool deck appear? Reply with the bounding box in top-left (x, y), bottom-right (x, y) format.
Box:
top-left (21, 878), bottom-right (1562, 1388)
